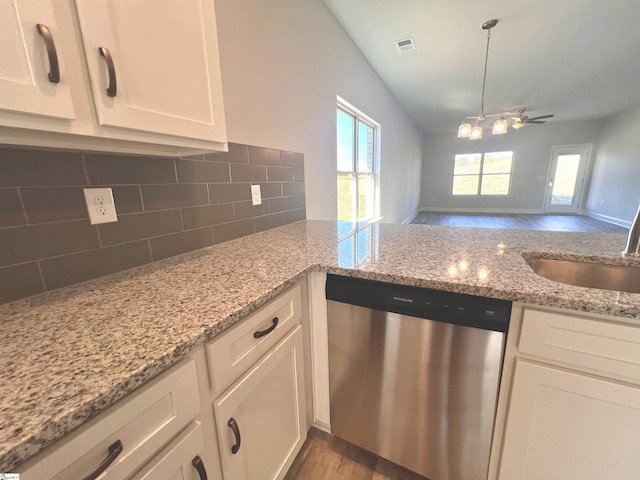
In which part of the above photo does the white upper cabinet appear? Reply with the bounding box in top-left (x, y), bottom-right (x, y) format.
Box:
top-left (0, 0), bottom-right (75, 119)
top-left (0, 0), bottom-right (227, 155)
top-left (74, 0), bottom-right (226, 143)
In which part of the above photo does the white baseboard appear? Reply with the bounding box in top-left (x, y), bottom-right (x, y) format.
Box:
top-left (418, 207), bottom-right (543, 214)
top-left (402, 210), bottom-right (420, 224)
top-left (583, 210), bottom-right (631, 228)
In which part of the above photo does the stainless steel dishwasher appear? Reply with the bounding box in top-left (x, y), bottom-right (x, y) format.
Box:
top-left (326, 274), bottom-right (511, 480)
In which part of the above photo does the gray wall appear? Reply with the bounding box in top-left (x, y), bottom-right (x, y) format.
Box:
top-left (585, 104), bottom-right (640, 225)
top-left (0, 144), bottom-right (305, 304)
top-left (214, 0), bottom-right (423, 224)
top-left (419, 119), bottom-right (601, 212)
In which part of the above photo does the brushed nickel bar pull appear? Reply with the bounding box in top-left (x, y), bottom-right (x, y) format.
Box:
top-left (228, 417), bottom-right (241, 454)
top-left (98, 47), bottom-right (117, 97)
top-left (82, 439), bottom-right (123, 480)
top-left (253, 317), bottom-right (279, 339)
top-left (36, 24), bottom-right (60, 83)
top-left (192, 455), bottom-right (208, 480)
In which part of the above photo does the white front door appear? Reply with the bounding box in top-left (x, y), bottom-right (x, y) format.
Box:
top-left (544, 144), bottom-right (592, 213)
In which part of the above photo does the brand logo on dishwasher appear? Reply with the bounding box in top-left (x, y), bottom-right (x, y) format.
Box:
top-left (392, 296), bottom-right (413, 303)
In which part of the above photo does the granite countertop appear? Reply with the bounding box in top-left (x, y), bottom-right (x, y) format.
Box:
top-left (1, 220), bottom-right (639, 471)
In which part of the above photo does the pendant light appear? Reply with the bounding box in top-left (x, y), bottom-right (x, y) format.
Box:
top-left (458, 19), bottom-right (505, 139)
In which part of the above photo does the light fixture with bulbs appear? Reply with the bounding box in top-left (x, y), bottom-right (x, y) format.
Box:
top-left (457, 19), bottom-right (555, 139)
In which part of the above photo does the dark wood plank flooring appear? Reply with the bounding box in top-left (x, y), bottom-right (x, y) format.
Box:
top-left (284, 427), bottom-right (428, 480)
top-left (411, 212), bottom-right (626, 233)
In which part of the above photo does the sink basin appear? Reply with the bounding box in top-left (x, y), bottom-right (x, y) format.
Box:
top-left (525, 258), bottom-right (640, 294)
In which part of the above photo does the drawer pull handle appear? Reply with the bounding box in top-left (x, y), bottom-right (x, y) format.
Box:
top-left (253, 317), bottom-right (279, 339)
top-left (228, 417), bottom-right (241, 454)
top-left (36, 24), bottom-right (60, 83)
top-left (192, 455), bottom-right (208, 480)
top-left (82, 439), bottom-right (123, 480)
top-left (98, 47), bottom-right (117, 97)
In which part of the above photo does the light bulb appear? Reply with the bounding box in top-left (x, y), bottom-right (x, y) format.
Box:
top-left (470, 124), bottom-right (483, 139)
top-left (457, 121), bottom-right (471, 138)
top-left (492, 117), bottom-right (507, 135)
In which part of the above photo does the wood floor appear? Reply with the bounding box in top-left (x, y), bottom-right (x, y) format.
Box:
top-left (284, 427), bottom-right (428, 480)
top-left (411, 212), bottom-right (627, 233)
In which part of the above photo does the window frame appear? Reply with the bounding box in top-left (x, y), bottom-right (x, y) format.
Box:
top-left (336, 96), bottom-right (381, 239)
top-left (451, 151), bottom-right (514, 196)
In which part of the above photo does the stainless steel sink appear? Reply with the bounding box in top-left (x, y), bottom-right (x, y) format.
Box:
top-left (525, 258), bottom-right (640, 294)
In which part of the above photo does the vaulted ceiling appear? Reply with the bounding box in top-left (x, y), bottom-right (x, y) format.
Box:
top-left (323, 0), bottom-right (640, 136)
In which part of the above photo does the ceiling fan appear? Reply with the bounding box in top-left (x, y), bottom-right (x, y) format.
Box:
top-left (511, 109), bottom-right (555, 129)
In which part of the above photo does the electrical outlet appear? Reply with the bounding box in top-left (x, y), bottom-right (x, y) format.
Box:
top-left (83, 188), bottom-right (118, 225)
top-left (251, 184), bottom-right (262, 206)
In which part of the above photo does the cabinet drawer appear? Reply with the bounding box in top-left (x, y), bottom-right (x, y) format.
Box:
top-left (131, 421), bottom-right (211, 480)
top-left (206, 284), bottom-right (302, 395)
top-left (520, 309), bottom-right (640, 383)
top-left (20, 360), bottom-right (200, 480)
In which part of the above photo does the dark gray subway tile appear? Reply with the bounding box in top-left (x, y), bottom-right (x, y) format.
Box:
top-left (0, 189), bottom-right (26, 227)
top-left (0, 220), bottom-right (99, 267)
top-left (203, 143), bottom-right (248, 163)
top-left (112, 186), bottom-right (143, 214)
top-left (150, 228), bottom-right (213, 261)
top-left (294, 194), bottom-right (306, 209)
top-left (209, 183), bottom-right (251, 203)
top-left (249, 146), bottom-right (280, 165)
top-left (256, 183), bottom-right (282, 199)
top-left (254, 213), bottom-right (285, 233)
top-left (283, 181), bottom-right (305, 196)
top-left (182, 204), bottom-right (234, 229)
top-left (294, 166), bottom-right (304, 181)
top-left (98, 210), bottom-right (182, 246)
top-left (0, 262), bottom-right (44, 304)
top-left (266, 166), bottom-right (294, 182)
top-left (85, 154), bottom-right (176, 185)
top-left (0, 148), bottom-right (86, 187)
top-left (281, 151), bottom-right (304, 167)
top-left (234, 200), bottom-right (269, 220)
top-left (176, 159), bottom-right (230, 183)
top-left (230, 164), bottom-right (267, 183)
top-left (269, 196), bottom-right (296, 213)
top-left (21, 187), bottom-right (87, 224)
top-left (284, 208), bottom-right (306, 224)
top-left (141, 184), bottom-right (209, 211)
top-left (213, 219), bottom-right (255, 244)
top-left (40, 240), bottom-right (151, 290)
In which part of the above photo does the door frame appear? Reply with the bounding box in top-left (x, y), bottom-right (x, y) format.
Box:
top-left (543, 144), bottom-right (593, 214)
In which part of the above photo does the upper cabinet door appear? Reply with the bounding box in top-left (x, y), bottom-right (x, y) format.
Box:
top-left (0, 0), bottom-right (75, 119)
top-left (74, 0), bottom-right (226, 142)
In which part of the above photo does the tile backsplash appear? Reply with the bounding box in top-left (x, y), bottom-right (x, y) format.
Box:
top-left (0, 143), bottom-right (305, 304)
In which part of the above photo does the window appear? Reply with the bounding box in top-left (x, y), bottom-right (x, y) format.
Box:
top-left (337, 98), bottom-right (380, 237)
top-left (452, 151), bottom-right (513, 195)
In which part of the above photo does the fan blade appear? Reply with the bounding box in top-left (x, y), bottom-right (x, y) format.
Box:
top-left (526, 120), bottom-right (547, 124)
top-left (526, 114), bottom-right (555, 122)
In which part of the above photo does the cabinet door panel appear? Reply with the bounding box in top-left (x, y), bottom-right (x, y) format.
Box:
top-left (74, 0), bottom-right (224, 141)
top-left (132, 421), bottom-right (216, 480)
top-left (498, 359), bottom-right (640, 480)
top-left (0, 0), bottom-right (75, 119)
top-left (214, 326), bottom-right (306, 480)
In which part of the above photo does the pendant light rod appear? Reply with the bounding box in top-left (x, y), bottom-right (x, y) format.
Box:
top-left (479, 19), bottom-right (498, 120)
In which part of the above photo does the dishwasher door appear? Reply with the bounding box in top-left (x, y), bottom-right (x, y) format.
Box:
top-left (327, 300), bottom-right (506, 480)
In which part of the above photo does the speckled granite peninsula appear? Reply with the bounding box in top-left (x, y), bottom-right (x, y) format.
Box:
top-left (1, 220), bottom-right (639, 471)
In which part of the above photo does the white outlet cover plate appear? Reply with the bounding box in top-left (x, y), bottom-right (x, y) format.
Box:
top-left (251, 184), bottom-right (262, 206)
top-left (83, 188), bottom-right (118, 225)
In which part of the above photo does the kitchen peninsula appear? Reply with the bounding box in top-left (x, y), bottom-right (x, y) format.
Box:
top-left (1, 220), bottom-right (639, 475)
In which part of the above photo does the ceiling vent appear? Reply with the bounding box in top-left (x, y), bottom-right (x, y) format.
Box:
top-left (395, 37), bottom-right (415, 53)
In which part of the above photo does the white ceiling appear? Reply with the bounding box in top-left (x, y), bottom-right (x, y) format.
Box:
top-left (323, 0), bottom-right (640, 135)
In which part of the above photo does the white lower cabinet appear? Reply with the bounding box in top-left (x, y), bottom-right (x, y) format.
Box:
top-left (213, 326), bottom-right (306, 480)
top-left (131, 421), bottom-right (209, 480)
top-left (19, 360), bottom-right (201, 480)
top-left (497, 308), bottom-right (640, 480)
